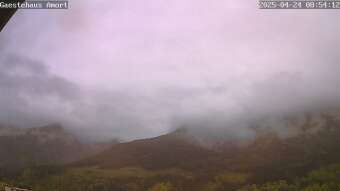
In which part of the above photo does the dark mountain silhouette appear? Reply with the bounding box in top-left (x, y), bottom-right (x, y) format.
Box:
top-left (0, 123), bottom-right (110, 168)
top-left (2, 110), bottom-right (340, 191)
top-left (75, 129), bottom-right (225, 170)
top-left (75, 110), bottom-right (340, 184)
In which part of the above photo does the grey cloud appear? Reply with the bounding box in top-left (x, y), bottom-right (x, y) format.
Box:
top-left (0, 52), bottom-right (80, 127)
top-left (0, 55), bottom-right (78, 99)
top-left (1, 0), bottom-right (340, 141)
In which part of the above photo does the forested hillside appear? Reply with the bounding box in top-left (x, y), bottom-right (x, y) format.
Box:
top-left (2, 111), bottom-right (340, 191)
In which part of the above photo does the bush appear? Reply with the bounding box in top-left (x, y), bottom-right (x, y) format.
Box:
top-left (148, 182), bottom-right (174, 191)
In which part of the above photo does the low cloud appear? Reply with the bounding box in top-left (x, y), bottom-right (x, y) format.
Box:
top-left (1, 0), bottom-right (340, 141)
top-left (0, 52), bottom-right (80, 127)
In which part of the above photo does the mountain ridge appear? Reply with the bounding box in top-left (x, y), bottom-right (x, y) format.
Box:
top-left (0, 123), bottom-right (112, 168)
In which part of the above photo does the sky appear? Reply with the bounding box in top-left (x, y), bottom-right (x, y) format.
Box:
top-left (0, 0), bottom-right (340, 141)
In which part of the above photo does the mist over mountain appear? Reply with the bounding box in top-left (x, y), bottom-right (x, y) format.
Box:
top-left (1, 1), bottom-right (340, 191)
top-left (1, 0), bottom-right (340, 142)
top-left (1, 51), bottom-right (340, 142)
top-left (0, 123), bottom-right (112, 168)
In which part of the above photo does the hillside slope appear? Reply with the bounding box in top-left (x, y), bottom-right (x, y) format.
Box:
top-left (76, 130), bottom-right (224, 171)
top-left (0, 123), bottom-right (108, 168)
top-left (72, 110), bottom-right (340, 190)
